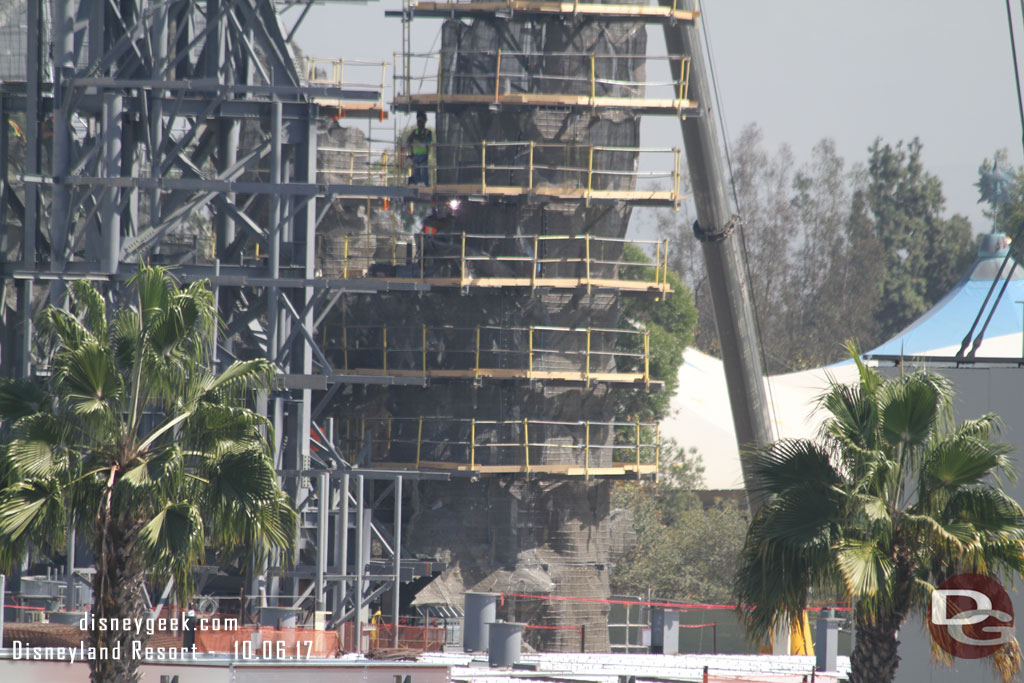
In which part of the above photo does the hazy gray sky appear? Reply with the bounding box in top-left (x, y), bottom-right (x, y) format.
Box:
top-left (291, 0), bottom-right (1024, 233)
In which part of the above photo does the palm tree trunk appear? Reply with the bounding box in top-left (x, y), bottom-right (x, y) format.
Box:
top-left (88, 498), bottom-right (148, 683)
top-left (850, 609), bottom-right (903, 683)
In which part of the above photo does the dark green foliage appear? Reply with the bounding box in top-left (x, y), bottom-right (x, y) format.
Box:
top-left (611, 443), bottom-right (747, 603)
top-left (855, 138), bottom-right (975, 341)
top-left (659, 127), bottom-right (975, 372)
top-left (616, 243), bottom-right (697, 420)
top-left (0, 267), bottom-right (295, 683)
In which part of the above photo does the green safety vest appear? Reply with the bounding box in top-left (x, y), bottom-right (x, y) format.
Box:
top-left (409, 128), bottom-right (432, 156)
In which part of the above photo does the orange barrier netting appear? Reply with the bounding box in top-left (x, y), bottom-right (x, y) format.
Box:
top-left (196, 626), bottom-right (340, 658)
top-left (340, 622), bottom-right (446, 652)
top-left (501, 593), bottom-right (852, 612)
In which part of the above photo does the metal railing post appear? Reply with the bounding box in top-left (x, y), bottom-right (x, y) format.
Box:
top-left (343, 234), bottom-right (350, 277)
top-left (655, 422), bottom-right (661, 474)
top-left (586, 147), bottom-right (594, 207)
top-left (635, 420), bottom-right (641, 470)
top-left (663, 239), bottom-right (670, 292)
top-left (528, 141), bottom-right (535, 191)
top-left (585, 327), bottom-right (591, 386)
top-left (470, 419), bottom-right (476, 468)
top-left (460, 232), bottom-right (467, 285)
top-left (382, 327), bottom-right (388, 373)
top-left (416, 418), bottom-right (423, 467)
top-left (585, 234), bottom-right (592, 293)
top-left (481, 141), bottom-right (487, 193)
top-left (523, 418), bottom-right (530, 473)
top-left (528, 327), bottom-right (534, 377)
top-left (342, 325), bottom-right (349, 371)
top-left (589, 54), bottom-right (596, 106)
top-left (531, 235), bottom-right (539, 290)
top-left (655, 239), bottom-right (662, 288)
top-left (643, 330), bottom-right (650, 385)
top-left (494, 49), bottom-right (502, 103)
top-left (474, 326), bottom-right (481, 378)
top-left (585, 421), bottom-right (591, 478)
top-left (422, 324), bottom-right (428, 376)
top-left (419, 232), bottom-right (425, 279)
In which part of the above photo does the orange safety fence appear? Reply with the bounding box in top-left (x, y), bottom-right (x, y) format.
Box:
top-left (196, 626), bottom-right (340, 658)
top-left (340, 622), bottom-right (446, 652)
top-left (500, 593), bottom-right (852, 612)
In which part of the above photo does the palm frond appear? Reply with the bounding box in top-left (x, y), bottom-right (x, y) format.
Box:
top-left (880, 375), bottom-right (939, 447)
top-left (747, 439), bottom-right (841, 496)
top-left (0, 480), bottom-right (65, 544)
top-left (0, 378), bottom-right (50, 421)
top-left (69, 280), bottom-right (107, 337)
top-left (836, 540), bottom-right (893, 597)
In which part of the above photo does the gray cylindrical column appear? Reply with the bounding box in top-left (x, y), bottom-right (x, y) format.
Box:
top-left (260, 606), bottom-right (300, 628)
top-left (815, 608), bottom-right (840, 672)
top-left (463, 591), bottom-right (499, 652)
top-left (487, 621), bottom-right (522, 668)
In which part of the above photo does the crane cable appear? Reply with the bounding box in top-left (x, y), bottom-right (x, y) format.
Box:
top-left (698, 2), bottom-right (780, 437)
top-left (957, 0), bottom-right (1024, 358)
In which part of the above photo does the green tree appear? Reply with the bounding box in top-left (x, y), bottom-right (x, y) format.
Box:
top-left (0, 266), bottom-right (295, 683)
top-left (611, 443), bottom-right (747, 603)
top-left (657, 126), bottom-right (882, 372)
top-left (616, 243), bottom-right (697, 421)
top-left (733, 349), bottom-right (1024, 683)
top-left (856, 138), bottom-right (974, 340)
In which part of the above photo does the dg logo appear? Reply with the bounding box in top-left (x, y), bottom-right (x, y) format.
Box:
top-left (928, 573), bottom-right (1015, 659)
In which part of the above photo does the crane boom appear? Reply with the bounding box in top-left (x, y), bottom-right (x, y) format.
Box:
top-left (661, 5), bottom-right (774, 510)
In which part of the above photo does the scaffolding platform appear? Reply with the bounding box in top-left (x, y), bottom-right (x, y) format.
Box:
top-left (416, 184), bottom-right (678, 206)
top-left (388, 461), bottom-right (658, 477)
top-left (331, 417), bottom-right (662, 478)
top-left (415, 142), bottom-right (682, 207)
top-left (320, 323), bottom-right (657, 386)
top-left (393, 93), bottom-right (697, 116)
top-left (393, 50), bottom-right (695, 117)
top-left (388, 0), bottom-right (699, 23)
top-left (306, 57), bottom-right (388, 120)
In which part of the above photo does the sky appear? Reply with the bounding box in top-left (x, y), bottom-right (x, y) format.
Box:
top-left (290, 0), bottom-right (1024, 233)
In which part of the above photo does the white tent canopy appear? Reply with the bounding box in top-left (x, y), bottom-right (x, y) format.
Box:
top-left (663, 234), bottom-right (1024, 489)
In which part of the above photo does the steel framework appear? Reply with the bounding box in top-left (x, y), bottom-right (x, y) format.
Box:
top-left (0, 0), bottom-right (425, 647)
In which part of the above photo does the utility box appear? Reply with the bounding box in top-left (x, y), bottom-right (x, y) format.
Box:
top-left (650, 608), bottom-right (679, 655)
top-left (816, 609), bottom-right (841, 672)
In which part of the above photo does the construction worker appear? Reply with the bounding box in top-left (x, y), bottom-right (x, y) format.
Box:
top-left (407, 111), bottom-right (432, 186)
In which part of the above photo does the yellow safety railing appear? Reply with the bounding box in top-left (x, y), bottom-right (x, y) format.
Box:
top-left (431, 142), bottom-right (682, 204)
top-left (394, 50), bottom-right (693, 109)
top-left (314, 233), bottom-right (672, 293)
top-left (404, 0), bottom-right (694, 13)
top-left (317, 146), bottom-right (403, 186)
top-left (405, 0), bottom-right (693, 13)
top-left (333, 416), bottom-right (661, 475)
top-left (321, 323), bottom-right (652, 382)
top-left (304, 57), bottom-right (388, 114)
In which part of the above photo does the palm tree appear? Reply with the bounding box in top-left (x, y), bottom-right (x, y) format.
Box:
top-left (734, 349), bottom-right (1024, 683)
top-left (0, 266), bottom-right (295, 683)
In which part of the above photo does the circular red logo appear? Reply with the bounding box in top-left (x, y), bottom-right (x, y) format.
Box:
top-left (927, 573), bottom-right (1014, 659)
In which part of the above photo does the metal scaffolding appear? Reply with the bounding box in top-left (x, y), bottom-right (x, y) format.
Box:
top-left (0, 0), bottom-right (420, 647)
top-left (0, 0), bottom-right (680, 652)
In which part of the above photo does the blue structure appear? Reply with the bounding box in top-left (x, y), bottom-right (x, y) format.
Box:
top-left (867, 233), bottom-right (1024, 358)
